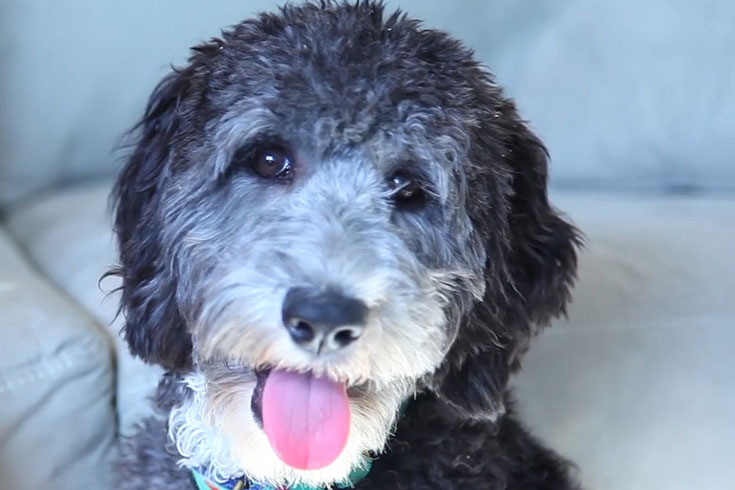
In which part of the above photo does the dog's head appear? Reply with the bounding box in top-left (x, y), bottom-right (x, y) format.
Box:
top-left (111, 1), bottom-right (579, 486)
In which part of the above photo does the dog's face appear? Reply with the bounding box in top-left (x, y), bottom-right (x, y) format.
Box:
top-left (112, 2), bottom-right (578, 486)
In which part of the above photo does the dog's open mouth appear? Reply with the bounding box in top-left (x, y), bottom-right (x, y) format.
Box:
top-left (250, 368), bottom-right (351, 470)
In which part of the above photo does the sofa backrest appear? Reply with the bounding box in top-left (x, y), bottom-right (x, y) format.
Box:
top-left (0, 1), bottom-right (267, 207)
top-left (490, 0), bottom-right (735, 193)
top-left (1, 0), bottom-right (732, 208)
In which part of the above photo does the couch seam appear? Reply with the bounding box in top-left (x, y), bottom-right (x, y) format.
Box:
top-left (0, 344), bottom-right (103, 395)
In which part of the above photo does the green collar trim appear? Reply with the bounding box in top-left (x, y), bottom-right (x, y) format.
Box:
top-left (191, 459), bottom-right (371, 490)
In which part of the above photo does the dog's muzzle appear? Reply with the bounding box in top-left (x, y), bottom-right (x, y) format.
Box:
top-left (241, 288), bottom-right (369, 472)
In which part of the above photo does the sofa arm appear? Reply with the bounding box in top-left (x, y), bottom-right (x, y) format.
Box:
top-left (0, 228), bottom-right (116, 489)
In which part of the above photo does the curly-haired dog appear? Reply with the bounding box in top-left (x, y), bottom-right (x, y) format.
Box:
top-left (111, 2), bottom-right (582, 489)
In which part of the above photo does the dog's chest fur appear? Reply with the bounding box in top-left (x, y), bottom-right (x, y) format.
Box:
top-left (118, 390), bottom-right (579, 490)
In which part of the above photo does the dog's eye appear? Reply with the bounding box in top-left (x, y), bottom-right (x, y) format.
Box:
top-left (251, 146), bottom-right (293, 179)
top-left (389, 173), bottom-right (425, 206)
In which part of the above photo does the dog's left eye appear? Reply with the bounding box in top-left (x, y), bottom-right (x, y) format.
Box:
top-left (251, 146), bottom-right (293, 179)
top-left (389, 173), bottom-right (425, 205)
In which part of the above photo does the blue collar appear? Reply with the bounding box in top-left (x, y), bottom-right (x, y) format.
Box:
top-left (191, 460), bottom-right (372, 490)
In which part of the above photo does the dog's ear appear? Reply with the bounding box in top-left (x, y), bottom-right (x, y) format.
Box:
top-left (109, 66), bottom-right (197, 371)
top-left (501, 120), bottom-right (580, 328)
top-left (434, 88), bottom-right (581, 421)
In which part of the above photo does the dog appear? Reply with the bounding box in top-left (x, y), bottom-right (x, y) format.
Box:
top-left (110, 2), bottom-right (582, 489)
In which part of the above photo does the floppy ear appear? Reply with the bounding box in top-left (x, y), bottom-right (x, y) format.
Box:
top-left (434, 91), bottom-right (581, 421)
top-left (109, 67), bottom-right (196, 371)
top-left (502, 124), bottom-right (580, 327)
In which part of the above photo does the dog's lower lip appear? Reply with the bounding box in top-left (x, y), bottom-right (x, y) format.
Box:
top-left (250, 368), bottom-right (270, 429)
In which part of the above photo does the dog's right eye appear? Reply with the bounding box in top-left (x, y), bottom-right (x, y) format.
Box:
top-left (235, 145), bottom-right (293, 179)
top-left (252, 146), bottom-right (293, 178)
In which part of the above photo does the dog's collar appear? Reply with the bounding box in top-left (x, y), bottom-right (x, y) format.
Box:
top-left (190, 460), bottom-right (372, 490)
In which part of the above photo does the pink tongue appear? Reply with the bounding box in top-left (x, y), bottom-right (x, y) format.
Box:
top-left (262, 369), bottom-right (351, 470)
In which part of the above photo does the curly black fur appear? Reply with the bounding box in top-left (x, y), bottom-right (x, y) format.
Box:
top-left (359, 395), bottom-right (580, 490)
top-left (110, 1), bottom-right (583, 488)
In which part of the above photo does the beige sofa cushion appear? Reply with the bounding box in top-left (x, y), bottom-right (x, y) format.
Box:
top-left (0, 228), bottom-right (115, 489)
top-left (515, 193), bottom-right (735, 490)
top-left (5, 181), bottom-right (161, 432)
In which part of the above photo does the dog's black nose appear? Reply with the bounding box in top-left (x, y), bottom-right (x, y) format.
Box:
top-left (282, 287), bottom-right (367, 354)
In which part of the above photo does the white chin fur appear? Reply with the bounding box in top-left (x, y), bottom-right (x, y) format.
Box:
top-left (168, 371), bottom-right (411, 487)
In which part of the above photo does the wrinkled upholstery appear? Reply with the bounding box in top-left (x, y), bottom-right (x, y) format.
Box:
top-left (0, 228), bottom-right (116, 489)
top-left (5, 182), bottom-right (161, 431)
